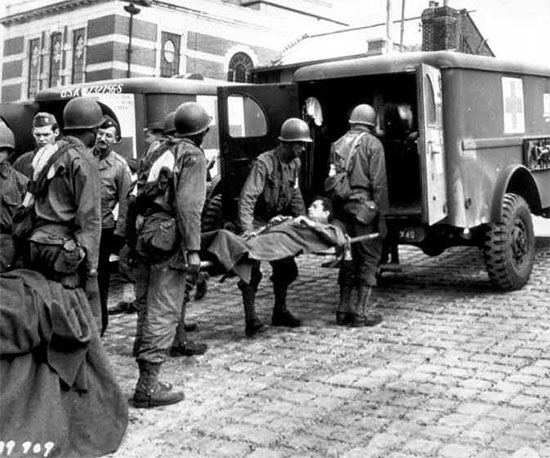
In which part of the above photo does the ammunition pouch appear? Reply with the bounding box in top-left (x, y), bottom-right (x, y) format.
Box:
top-left (343, 196), bottom-right (378, 225)
top-left (29, 226), bottom-right (86, 279)
top-left (136, 212), bottom-right (179, 260)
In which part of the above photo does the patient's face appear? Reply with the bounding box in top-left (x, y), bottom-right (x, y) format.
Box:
top-left (308, 200), bottom-right (329, 223)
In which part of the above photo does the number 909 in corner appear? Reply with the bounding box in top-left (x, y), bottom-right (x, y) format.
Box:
top-left (0, 441), bottom-right (55, 457)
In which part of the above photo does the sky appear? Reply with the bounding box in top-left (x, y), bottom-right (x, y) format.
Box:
top-left (334, 0), bottom-right (550, 65)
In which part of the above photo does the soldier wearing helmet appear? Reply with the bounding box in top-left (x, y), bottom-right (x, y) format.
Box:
top-left (24, 96), bottom-right (103, 328)
top-left (325, 103), bottom-right (388, 328)
top-left (130, 101), bottom-right (211, 409)
top-left (92, 115), bottom-right (132, 335)
top-left (0, 123), bottom-right (28, 272)
top-left (238, 117), bottom-right (312, 337)
top-left (13, 112), bottom-right (60, 178)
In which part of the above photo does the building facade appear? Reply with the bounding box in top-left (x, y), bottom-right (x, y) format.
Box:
top-left (0, 0), bottom-right (344, 102)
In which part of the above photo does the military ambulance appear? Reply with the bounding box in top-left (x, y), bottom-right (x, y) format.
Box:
top-left (1, 75), bottom-right (225, 169)
top-left (214, 50), bottom-right (550, 290)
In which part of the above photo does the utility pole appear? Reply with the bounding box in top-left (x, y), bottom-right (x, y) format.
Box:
top-left (400, 0), bottom-right (406, 51)
top-left (124, 2), bottom-right (141, 78)
top-left (386, 0), bottom-right (393, 53)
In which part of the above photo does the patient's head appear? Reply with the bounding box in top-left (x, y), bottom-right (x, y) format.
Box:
top-left (307, 197), bottom-right (332, 224)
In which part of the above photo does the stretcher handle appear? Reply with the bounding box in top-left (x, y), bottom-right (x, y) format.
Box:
top-left (345, 232), bottom-right (380, 245)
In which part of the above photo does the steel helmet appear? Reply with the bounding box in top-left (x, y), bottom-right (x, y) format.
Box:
top-left (163, 111), bottom-right (176, 135)
top-left (278, 118), bottom-right (312, 143)
top-left (349, 104), bottom-right (376, 127)
top-left (0, 123), bottom-right (15, 150)
top-left (63, 97), bottom-right (104, 130)
top-left (174, 102), bottom-right (212, 136)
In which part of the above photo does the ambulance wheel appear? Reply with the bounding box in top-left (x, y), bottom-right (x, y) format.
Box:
top-left (482, 193), bottom-right (535, 290)
top-left (201, 193), bottom-right (222, 232)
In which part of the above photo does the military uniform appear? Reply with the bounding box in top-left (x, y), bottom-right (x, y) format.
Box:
top-left (238, 146), bottom-right (306, 330)
top-left (0, 161), bottom-right (28, 271)
top-left (95, 148), bottom-right (132, 334)
top-left (133, 137), bottom-right (206, 364)
top-left (12, 150), bottom-right (35, 179)
top-left (331, 125), bottom-right (388, 288)
top-left (28, 136), bottom-right (102, 321)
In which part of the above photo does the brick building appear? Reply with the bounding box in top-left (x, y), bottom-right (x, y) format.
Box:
top-left (0, 0), bottom-right (345, 102)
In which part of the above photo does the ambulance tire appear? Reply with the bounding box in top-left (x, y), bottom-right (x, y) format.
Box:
top-left (483, 193), bottom-right (535, 291)
top-left (201, 193), bottom-right (223, 233)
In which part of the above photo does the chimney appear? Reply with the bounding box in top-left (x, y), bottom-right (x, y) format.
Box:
top-left (421, 3), bottom-right (460, 51)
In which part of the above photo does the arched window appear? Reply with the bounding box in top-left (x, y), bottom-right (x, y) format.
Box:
top-left (227, 52), bottom-right (253, 83)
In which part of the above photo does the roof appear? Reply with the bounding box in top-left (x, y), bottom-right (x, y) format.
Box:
top-left (293, 51), bottom-right (550, 81)
top-left (35, 76), bottom-right (238, 101)
top-left (277, 17), bottom-right (422, 65)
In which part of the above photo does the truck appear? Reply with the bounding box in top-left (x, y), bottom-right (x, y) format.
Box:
top-left (212, 50), bottom-right (550, 290)
top-left (0, 75), bottom-right (226, 173)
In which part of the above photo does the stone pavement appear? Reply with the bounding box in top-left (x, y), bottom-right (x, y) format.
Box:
top-left (103, 235), bottom-right (550, 458)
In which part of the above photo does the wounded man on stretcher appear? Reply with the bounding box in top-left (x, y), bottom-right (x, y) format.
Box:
top-left (199, 197), bottom-right (378, 335)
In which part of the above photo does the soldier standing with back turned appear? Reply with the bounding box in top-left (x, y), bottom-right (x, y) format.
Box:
top-left (131, 102), bottom-right (210, 408)
top-left (24, 97), bottom-right (103, 327)
top-left (326, 104), bottom-right (388, 328)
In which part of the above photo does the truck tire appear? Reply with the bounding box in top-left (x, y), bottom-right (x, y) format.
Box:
top-left (482, 193), bottom-right (535, 290)
top-left (201, 193), bottom-right (222, 232)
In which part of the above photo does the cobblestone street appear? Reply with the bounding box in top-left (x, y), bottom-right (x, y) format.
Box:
top-left (104, 232), bottom-right (550, 458)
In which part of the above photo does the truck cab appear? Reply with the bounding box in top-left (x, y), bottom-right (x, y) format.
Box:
top-left (215, 51), bottom-right (550, 290)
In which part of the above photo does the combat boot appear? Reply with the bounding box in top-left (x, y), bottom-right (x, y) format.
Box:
top-left (350, 285), bottom-right (382, 328)
top-left (271, 282), bottom-right (301, 327)
top-left (239, 279), bottom-right (267, 338)
top-left (132, 361), bottom-right (184, 408)
top-left (336, 284), bottom-right (354, 326)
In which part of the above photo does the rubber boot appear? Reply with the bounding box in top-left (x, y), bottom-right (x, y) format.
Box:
top-left (240, 281), bottom-right (266, 338)
top-left (271, 282), bottom-right (301, 327)
top-left (351, 286), bottom-right (382, 327)
top-left (336, 285), bottom-right (354, 326)
top-left (132, 361), bottom-right (184, 408)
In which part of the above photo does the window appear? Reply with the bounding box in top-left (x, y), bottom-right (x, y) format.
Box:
top-left (28, 38), bottom-right (41, 99)
top-left (72, 28), bottom-right (86, 84)
top-left (161, 32), bottom-right (181, 77)
top-left (227, 52), bottom-right (253, 83)
top-left (49, 32), bottom-right (63, 87)
top-left (425, 76), bottom-right (437, 125)
top-left (227, 95), bottom-right (267, 138)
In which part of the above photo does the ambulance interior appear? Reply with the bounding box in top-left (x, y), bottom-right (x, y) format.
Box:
top-left (298, 72), bottom-right (423, 220)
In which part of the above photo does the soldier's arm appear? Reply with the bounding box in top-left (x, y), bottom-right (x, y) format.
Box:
top-left (369, 140), bottom-right (389, 214)
top-left (290, 161), bottom-right (306, 217)
top-left (114, 160), bottom-right (132, 238)
top-left (174, 149), bottom-right (207, 252)
top-left (72, 153), bottom-right (102, 271)
top-left (238, 161), bottom-right (267, 233)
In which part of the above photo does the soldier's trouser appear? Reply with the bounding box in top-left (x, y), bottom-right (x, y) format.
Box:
top-left (270, 257), bottom-right (298, 288)
top-left (0, 233), bottom-right (15, 272)
top-left (134, 259), bottom-right (186, 365)
top-left (338, 216), bottom-right (382, 287)
top-left (98, 227), bottom-right (115, 335)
